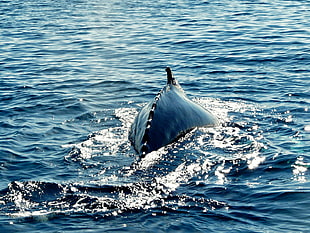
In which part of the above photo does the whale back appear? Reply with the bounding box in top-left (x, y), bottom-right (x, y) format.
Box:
top-left (129, 68), bottom-right (218, 157)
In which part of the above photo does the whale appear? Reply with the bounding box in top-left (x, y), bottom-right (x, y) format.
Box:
top-left (129, 67), bottom-right (218, 157)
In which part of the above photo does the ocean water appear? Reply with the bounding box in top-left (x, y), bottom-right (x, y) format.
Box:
top-left (0, 0), bottom-right (309, 232)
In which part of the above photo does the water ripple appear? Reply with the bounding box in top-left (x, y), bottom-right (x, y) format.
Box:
top-left (0, 0), bottom-right (309, 232)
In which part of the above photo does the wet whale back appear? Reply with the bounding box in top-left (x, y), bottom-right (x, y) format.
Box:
top-left (129, 68), bottom-right (218, 156)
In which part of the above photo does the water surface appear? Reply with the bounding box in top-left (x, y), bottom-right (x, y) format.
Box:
top-left (0, 0), bottom-right (309, 232)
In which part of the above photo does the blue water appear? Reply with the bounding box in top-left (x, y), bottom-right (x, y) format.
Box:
top-left (1, 0), bottom-right (309, 232)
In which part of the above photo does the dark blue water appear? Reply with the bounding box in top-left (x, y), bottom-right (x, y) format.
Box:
top-left (1, 0), bottom-right (309, 232)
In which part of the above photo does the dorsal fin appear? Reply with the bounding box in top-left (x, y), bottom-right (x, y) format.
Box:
top-left (166, 67), bottom-right (176, 85)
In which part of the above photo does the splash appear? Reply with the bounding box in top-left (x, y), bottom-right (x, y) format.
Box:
top-left (0, 98), bottom-right (266, 219)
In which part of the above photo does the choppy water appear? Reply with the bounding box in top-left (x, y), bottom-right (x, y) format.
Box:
top-left (1, 0), bottom-right (309, 232)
